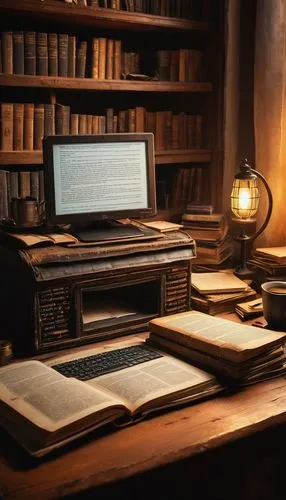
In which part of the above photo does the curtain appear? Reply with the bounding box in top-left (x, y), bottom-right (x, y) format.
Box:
top-left (254, 0), bottom-right (286, 246)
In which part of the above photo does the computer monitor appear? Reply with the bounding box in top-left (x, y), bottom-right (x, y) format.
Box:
top-left (43, 133), bottom-right (157, 241)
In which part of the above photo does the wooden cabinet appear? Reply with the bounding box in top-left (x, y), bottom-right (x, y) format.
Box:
top-left (0, 0), bottom-right (224, 220)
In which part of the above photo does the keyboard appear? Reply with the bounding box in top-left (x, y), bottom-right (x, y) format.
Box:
top-left (52, 344), bottom-right (163, 381)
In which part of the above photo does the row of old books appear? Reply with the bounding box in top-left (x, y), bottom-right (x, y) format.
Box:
top-left (181, 207), bottom-right (233, 265)
top-left (190, 271), bottom-right (257, 316)
top-left (69, 0), bottom-right (208, 21)
top-left (0, 102), bottom-right (204, 152)
top-left (171, 167), bottom-right (204, 211)
top-left (0, 170), bottom-right (44, 220)
top-left (148, 310), bottom-right (286, 386)
top-left (1, 31), bottom-right (203, 83)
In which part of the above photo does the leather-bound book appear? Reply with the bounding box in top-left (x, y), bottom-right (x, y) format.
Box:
top-left (70, 114), bottom-right (79, 135)
top-left (13, 103), bottom-right (24, 150)
top-left (24, 32), bottom-right (36, 75)
top-left (55, 104), bottom-right (70, 135)
top-left (23, 103), bottom-right (34, 150)
top-left (106, 39), bottom-right (114, 79)
top-left (68, 36), bottom-right (76, 77)
top-left (36, 33), bottom-right (48, 76)
top-left (13, 31), bottom-right (24, 74)
top-left (2, 32), bottom-right (13, 74)
top-left (58, 34), bottom-right (69, 77)
top-left (44, 104), bottom-right (55, 136)
top-left (1, 103), bottom-right (13, 151)
top-left (34, 104), bottom-right (45, 149)
top-left (76, 40), bottom-right (87, 78)
top-left (48, 33), bottom-right (58, 76)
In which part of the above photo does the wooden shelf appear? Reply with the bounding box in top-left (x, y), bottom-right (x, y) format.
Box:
top-left (0, 75), bottom-right (212, 93)
top-left (156, 149), bottom-right (212, 164)
top-left (0, 150), bottom-right (212, 166)
top-left (0, 0), bottom-right (210, 33)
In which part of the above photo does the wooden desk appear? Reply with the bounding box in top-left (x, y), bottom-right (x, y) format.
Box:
top-left (1, 328), bottom-right (286, 500)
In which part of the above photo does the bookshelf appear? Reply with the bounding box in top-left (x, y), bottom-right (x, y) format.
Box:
top-left (0, 0), bottom-right (224, 220)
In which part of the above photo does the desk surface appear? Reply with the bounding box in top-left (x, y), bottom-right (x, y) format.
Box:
top-left (1, 314), bottom-right (286, 500)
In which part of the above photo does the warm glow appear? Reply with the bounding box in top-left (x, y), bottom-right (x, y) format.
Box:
top-left (238, 188), bottom-right (251, 210)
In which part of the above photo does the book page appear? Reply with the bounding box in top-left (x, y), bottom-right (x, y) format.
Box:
top-left (0, 360), bottom-right (125, 433)
top-left (150, 312), bottom-right (286, 360)
top-left (87, 351), bottom-right (217, 413)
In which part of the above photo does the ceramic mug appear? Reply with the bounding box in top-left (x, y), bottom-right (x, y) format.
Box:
top-left (261, 281), bottom-right (286, 330)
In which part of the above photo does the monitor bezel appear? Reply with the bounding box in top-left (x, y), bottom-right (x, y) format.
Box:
top-left (43, 133), bottom-right (157, 226)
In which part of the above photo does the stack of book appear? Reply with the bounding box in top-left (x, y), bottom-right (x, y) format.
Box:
top-left (148, 310), bottom-right (286, 386)
top-left (190, 271), bottom-right (257, 315)
top-left (248, 246), bottom-right (286, 284)
top-left (235, 298), bottom-right (263, 321)
top-left (181, 205), bottom-right (233, 265)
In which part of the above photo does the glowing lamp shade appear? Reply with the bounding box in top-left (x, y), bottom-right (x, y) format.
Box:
top-left (230, 178), bottom-right (260, 219)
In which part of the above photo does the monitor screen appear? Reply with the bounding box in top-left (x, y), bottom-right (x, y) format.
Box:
top-left (43, 133), bottom-right (157, 228)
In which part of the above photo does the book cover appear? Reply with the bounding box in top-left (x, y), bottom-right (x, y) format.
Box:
top-left (1, 103), bottom-right (13, 151)
top-left (2, 32), bottom-right (13, 74)
top-left (23, 103), bottom-right (34, 150)
top-left (36, 33), bottom-right (48, 76)
top-left (13, 103), bottom-right (24, 151)
top-left (33, 104), bottom-right (45, 150)
top-left (13, 31), bottom-right (24, 75)
top-left (76, 40), bottom-right (87, 78)
top-left (68, 35), bottom-right (76, 77)
top-left (58, 34), bottom-right (69, 77)
top-left (48, 33), bottom-right (58, 76)
top-left (24, 32), bottom-right (36, 75)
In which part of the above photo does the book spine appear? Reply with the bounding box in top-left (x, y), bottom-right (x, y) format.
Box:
top-left (23, 103), bottom-right (34, 150)
top-left (113, 40), bottom-right (121, 80)
top-left (2, 32), bottom-right (13, 74)
top-left (58, 34), bottom-right (69, 77)
top-left (13, 103), bottom-right (24, 151)
top-left (0, 170), bottom-right (9, 219)
top-left (106, 108), bottom-right (114, 133)
top-left (70, 114), bottom-right (79, 134)
top-left (48, 33), bottom-right (58, 76)
top-left (76, 40), bottom-right (87, 78)
top-left (39, 170), bottom-right (45, 202)
top-left (44, 104), bottom-right (55, 136)
top-left (30, 171), bottom-right (40, 201)
top-left (87, 115), bottom-right (93, 134)
top-left (1, 103), bottom-right (13, 151)
top-left (92, 115), bottom-right (99, 134)
top-left (79, 114), bottom-right (87, 134)
top-left (98, 38), bottom-right (107, 79)
top-left (106, 39), bottom-right (114, 79)
top-left (91, 38), bottom-right (99, 79)
top-left (34, 104), bottom-right (45, 149)
top-left (55, 105), bottom-right (70, 135)
top-left (9, 171), bottom-right (19, 200)
top-left (13, 31), bottom-right (25, 75)
top-left (24, 32), bottom-right (36, 75)
top-left (19, 171), bottom-right (31, 198)
top-left (68, 36), bottom-right (76, 77)
top-left (36, 33), bottom-right (48, 76)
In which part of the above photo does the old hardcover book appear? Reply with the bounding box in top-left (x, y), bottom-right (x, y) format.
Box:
top-left (48, 33), bottom-right (58, 76)
top-left (19, 171), bottom-right (31, 198)
top-left (191, 287), bottom-right (257, 316)
top-left (36, 33), bottom-right (48, 76)
top-left (1, 103), bottom-right (13, 151)
top-left (2, 32), bottom-right (13, 74)
top-left (13, 31), bottom-right (24, 74)
top-left (79, 114), bottom-right (87, 134)
top-left (182, 213), bottom-right (224, 226)
top-left (44, 104), bottom-right (55, 136)
top-left (106, 39), bottom-right (114, 79)
top-left (98, 37), bottom-right (107, 79)
top-left (68, 36), bottom-right (76, 77)
top-left (0, 170), bottom-right (9, 219)
top-left (58, 34), bottom-right (69, 77)
top-left (253, 246), bottom-right (286, 265)
top-left (91, 38), bottom-right (99, 79)
top-left (186, 204), bottom-right (214, 215)
top-left (30, 171), bottom-right (40, 201)
top-left (23, 103), bottom-right (34, 150)
top-left (55, 104), bottom-right (70, 135)
top-left (87, 115), bottom-right (93, 134)
top-left (76, 40), bottom-right (87, 78)
top-left (33, 104), bottom-right (45, 150)
top-left (191, 271), bottom-right (248, 295)
top-left (0, 340), bottom-right (221, 457)
top-left (149, 310), bottom-right (286, 364)
top-left (9, 171), bottom-right (19, 200)
top-left (13, 103), bottom-right (24, 150)
top-left (70, 113), bottom-right (79, 134)
top-left (113, 39), bottom-right (121, 79)
top-left (24, 32), bottom-right (36, 75)
top-left (235, 298), bottom-right (263, 321)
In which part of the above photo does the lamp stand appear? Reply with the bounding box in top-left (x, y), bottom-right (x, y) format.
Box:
top-left (232, 163), bottom-right (273, 279)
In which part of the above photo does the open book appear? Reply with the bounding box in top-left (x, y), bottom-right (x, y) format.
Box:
top-left (0, 340), bottom-right (221, 457)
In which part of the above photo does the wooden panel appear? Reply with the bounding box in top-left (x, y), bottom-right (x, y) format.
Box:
top-left (0, 75), bottom-right (213, 93)
top-left (0, 0), bottom-right (210, 33)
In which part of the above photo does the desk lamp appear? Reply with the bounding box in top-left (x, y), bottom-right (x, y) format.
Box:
top-left (230, 159), bottom-right (273, 279)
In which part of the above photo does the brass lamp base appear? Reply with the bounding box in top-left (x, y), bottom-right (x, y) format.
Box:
top-left (233, 264), bottom-right (254, 280)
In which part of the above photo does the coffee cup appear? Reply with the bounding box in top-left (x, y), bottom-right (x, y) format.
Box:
top-left (261, 281), bottom-right (286, 330)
